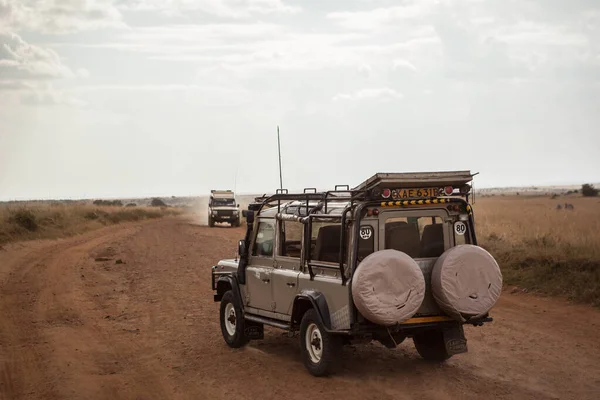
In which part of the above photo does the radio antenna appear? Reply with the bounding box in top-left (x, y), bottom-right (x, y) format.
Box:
top-left (277, 125), bottom-right (283, 190)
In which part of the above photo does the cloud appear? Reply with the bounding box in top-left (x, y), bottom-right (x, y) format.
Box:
top-left (0, 32), bottom-right (79, 80)
top-left (332, 88), bottom-right (403, 102)
top-left (392, 59), bottom-right (418, 72)
top-left (1, 0), bottom-right (125, 34)
top-left (20, 83), bottom-right (87, 107)
top-left (327, 2), bottom-right (438, 31)
top-left (116, 0), bottom-right (301, 18)
top-left (0, 32), bottom-right (86, 106)
top-left (0, 0), bottom-right (125, 34)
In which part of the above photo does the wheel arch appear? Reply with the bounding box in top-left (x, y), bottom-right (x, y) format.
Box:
top-left (214, 274), bottom-right (243, 309)
top-left (291, 290), bottom-right (332, 330)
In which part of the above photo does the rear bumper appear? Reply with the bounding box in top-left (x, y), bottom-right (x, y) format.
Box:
top-left (340, 315), bottom-right (493, 336)
top-left (401, 315), bottom-right (492, 327)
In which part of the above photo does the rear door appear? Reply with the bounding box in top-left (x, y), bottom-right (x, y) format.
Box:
top-left (270, 218), bottom-right (303, 315)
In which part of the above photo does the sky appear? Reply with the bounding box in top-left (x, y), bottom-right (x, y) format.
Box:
top-left (1, 0), bottom-right (599, 200)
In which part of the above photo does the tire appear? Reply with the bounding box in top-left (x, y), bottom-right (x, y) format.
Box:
top-left (413, 329), bottom-right (452, 362)
top-left (219, 290), bottom-right (248, 348)
top-left (352, 249), bottom-right (425, 326)
top-left (208, 216), bottom-right (215, 227)
top-left (299, 309), bottom-right (341, 377)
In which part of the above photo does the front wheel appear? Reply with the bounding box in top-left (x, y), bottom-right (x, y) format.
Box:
top-left (208, 216), bottom-right (215, 227)
top-left (413, 329), bottom-right (452, 362)
top-left (299, 309), bottom-right (341, 377)
top-left (219, 290), bottom-right (248, 348)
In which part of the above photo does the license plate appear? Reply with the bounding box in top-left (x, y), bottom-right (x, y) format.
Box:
top-left (245, 323), bottom-right (264, 340)
top-left (443, 324), bottom-right (468, 355)
top-left (391, 187), bottom-right (438, 200)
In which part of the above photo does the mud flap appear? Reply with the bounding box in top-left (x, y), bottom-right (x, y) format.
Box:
top-left (244, 321), bottom-right (264, 340)
top-left (442, 324), bottom-right (468, 356)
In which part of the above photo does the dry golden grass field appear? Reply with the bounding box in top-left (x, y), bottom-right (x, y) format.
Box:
top-left (0, 202), bottom-right (181, 245)
top-left (474, 195), bottom-right (600, 306)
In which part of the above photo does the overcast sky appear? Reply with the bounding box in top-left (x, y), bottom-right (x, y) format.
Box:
top-left (1, 0), bottom-right (599, 200)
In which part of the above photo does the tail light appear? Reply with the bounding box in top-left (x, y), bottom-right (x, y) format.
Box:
top-left (447, 204), bottom-right (461, 212)
top-left (366, 208), bottom-right (380, 217)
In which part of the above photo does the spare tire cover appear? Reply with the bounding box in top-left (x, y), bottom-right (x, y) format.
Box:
top-left (351, 249), bottom-right (426, 326)
top-left (431, 244), bottom-right (503, 322)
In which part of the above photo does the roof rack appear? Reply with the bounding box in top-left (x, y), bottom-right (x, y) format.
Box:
top-left (247, 170), bottom-right (478, 217)
top-left (353, 171), bottom-right (474, 191)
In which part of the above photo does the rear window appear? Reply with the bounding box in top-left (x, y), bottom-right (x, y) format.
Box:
top-left (384, 216), bottom-right (444, 258)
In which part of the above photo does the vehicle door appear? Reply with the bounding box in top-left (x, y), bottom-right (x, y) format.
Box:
top-left (271, 218), bottom-right (302, 316)
top-left (246, 218), bottom-right (276, 311)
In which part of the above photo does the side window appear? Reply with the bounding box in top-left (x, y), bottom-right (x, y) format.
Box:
top-left (384, 216), bottom-right (444, 258)
top-left (280, 220), bottom-right (303, 258)
top-left (311, 221), bottom-right (342, 264)
top-left (252, 220), bottom-right (275, 257)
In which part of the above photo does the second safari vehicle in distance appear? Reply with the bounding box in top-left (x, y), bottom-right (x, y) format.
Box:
top-left (211, 170), bottom-right (503, 376)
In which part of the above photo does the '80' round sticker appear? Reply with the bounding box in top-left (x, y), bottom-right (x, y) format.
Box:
top-left (454, 221), bottom-right (467, 236)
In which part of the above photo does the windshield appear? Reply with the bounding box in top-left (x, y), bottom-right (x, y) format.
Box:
top-left (212, 198), bottom-right (235, 207)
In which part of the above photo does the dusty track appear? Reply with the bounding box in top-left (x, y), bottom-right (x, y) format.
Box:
top-left (1, 217), bottom-right (600, 400)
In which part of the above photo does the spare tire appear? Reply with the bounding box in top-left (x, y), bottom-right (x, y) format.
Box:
top-left (431, 244), bottom-right (502, 322)
top-left (351, 249), bottom-right (426, 326)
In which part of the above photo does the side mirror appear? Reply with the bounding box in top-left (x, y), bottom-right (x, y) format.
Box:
top-left (238, 240), bottom-right (246, 257)
top-left (237, 203), bottom-right (240, 208)
top-left (242, 210), bottom-right (255, 224)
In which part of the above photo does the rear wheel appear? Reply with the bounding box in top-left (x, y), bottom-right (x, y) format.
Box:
top-left (299, 309), bottom-right (341, 377)
top-left (219, 290), bottom-right (248, 348)
top-left (413, 329), bottom-right (452, 362)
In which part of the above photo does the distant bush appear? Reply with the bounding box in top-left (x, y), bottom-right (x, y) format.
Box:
top-left (9, 209), bottom-right (38, 231)
top-left (150, 198), bottom-right (167, 207)
top-left (582, 184), bottom-right (599, 197)
top-left (93, 199), bottom-right (123, 206)
top-left (126, 203), bottom-right (137, 207)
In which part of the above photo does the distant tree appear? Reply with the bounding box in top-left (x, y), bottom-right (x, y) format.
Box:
top-left (582, 184), bottom-right (599, 197)
top-left (150, 198), bottom-right (167, 207)
top-left (93, 199), bottom-right (123, 206)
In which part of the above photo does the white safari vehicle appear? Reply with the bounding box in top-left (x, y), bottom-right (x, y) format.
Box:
top-left (211, 171), bottom-right (502, 376)
top-left (208, 189), bottom-right (240, 227)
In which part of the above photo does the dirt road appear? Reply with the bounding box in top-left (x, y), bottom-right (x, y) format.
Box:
top-left (1, 217), bottom-right (600, 400)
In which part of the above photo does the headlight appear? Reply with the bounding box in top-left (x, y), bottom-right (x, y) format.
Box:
top-left (233, 210), bottom-right (239, 215)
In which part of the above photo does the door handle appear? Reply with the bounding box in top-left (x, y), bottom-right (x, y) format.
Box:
top-left (286, 282), bottom-right (295, 287)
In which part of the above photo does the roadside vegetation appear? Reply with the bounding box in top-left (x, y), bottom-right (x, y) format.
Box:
top-left (475, 195), bottom-right (600, 306)
top-left (0, 201), bottom-right (181, 246)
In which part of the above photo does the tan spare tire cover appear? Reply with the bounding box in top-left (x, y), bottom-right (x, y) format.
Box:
top-left (431, 244), bottom-right (502, 322)
top-left (351, 249), bottom-right (425, 326)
